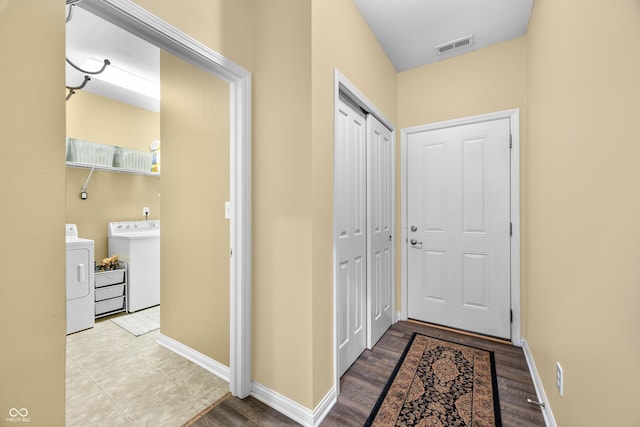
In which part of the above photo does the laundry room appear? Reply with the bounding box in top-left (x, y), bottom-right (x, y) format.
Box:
top-left (65, 82), bottom-right (161, 263)
top-left (63, 3), bottom-right (231, 365)
top-left (63, 5), bottom-right (234, 423)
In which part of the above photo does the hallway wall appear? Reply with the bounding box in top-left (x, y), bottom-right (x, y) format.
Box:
top-left (0, 1), bottom-right (66, 425)
top-left (398, 37), bottom-right (527, 127)
top-left (131, 0), bottom-right (253, 377)
top-left (160, 51), bottom-right (231, 366)
top-left (526, 0), bottom-right (640, 424)
top-left (251, 0), bottom-right (314, 407)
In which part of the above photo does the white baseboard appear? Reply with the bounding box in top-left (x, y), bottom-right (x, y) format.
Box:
top-left (251, 382), bottom-right (336, 427)
top-left (157, 333), bottom-right (338, 426)
top-left (156, 333), bottom-right (230, 383)
top-left (521, 338), bottom-right (557, 427)
top-left (311, 386), bottom-right (337, 426)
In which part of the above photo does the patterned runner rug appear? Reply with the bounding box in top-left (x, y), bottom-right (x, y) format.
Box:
top-left (365, 333), bottom-right (502, 427)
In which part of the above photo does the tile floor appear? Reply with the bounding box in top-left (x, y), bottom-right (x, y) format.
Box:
top-left (66, 309), bottom-right (229, 427)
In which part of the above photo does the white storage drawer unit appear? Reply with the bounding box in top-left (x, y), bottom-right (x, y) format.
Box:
top-left (95, 297), bottom-right (126, 316)
top-left (94, 267), bottom-right (127, 318)
top-left (95, 284), bottom-right (125, 301)
top-left (95, 269), bottom-right (125, 288)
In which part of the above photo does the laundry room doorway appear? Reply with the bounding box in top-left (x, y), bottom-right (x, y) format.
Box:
top-left (64, 0), bottom-right (251, 398)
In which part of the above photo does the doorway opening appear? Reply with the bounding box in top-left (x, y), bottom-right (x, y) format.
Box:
top-left (399, 109), bottom-right (521, 345)
top-left (65, 0), bottom-right (252, 398)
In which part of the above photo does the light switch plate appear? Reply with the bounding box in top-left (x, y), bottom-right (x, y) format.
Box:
top-left (556, 362), bottom-right (564, 396)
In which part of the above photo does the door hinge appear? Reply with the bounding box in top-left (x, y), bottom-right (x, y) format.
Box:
top-left (510, 222), bottom-right (513, 236)
top-left (509, 134), bottom-right (512, 149)
top-left (510, 309), bottom-right (513, 323)
top-left (230, 249), bottom-right (233, 257)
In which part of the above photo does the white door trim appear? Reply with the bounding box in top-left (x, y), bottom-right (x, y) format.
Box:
top-left (333, 69), bottom-right (396, 395)
top-left (400, 109), bottom-right (521, 346)
top-left (79, 0), bottom-right (253, 397)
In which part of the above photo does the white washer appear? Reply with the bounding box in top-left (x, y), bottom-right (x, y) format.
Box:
top-left (65, 224), bottom-right (95, 334)
top-left (108, 220), bottom-right (160, 312)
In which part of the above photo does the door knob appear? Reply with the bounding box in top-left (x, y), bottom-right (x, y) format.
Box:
top-left (410, 239), bottom-right (422, 245)
top-left (410, 225), bottom-right (418, 232)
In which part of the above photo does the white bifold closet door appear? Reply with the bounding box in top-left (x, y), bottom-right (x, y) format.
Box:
top-left (336, 94), bottom-right (393, 377)
top-left (366, 114), bottom-right (393, 348)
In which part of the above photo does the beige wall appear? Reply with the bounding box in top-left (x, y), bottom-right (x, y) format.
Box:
top-left (526, 0), bottom-right (640, 425)
top-left (133, 0), bottom-right (254, 71)
top-left (311, 0), bottom-right (397, 407)
top-left (0, 1), bottom-right (66, 426)
top-left (398, 37), bottom-right (527, 128)
top-left (66, 91), bottom-right (159, 152)
top-left (129, 0), bottom-right (253, 371)
top-left (251, 0), bottom-right (314, 407)
top-left (66, 91), bottom-right (161, 260)
top-left (159, 51), bottom-right (230, 365)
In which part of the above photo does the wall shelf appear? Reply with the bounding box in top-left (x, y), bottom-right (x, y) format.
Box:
top-left (67, 161), bottom-right (159, 200)
top-left (66, 161), bottom-right (160, 177)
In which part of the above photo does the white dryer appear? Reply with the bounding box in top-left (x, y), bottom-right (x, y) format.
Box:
top-left (65, 224), bottom-right (95, 334)
top-left (108, 220), bottom-right (160, 312)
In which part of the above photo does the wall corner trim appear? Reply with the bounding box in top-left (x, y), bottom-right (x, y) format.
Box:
top-left (157, 333), bottom-right (230, 382)
top-left (521, 338), bottom-right (558, 427)
top-left (251, 383), bottom-right (337, 427)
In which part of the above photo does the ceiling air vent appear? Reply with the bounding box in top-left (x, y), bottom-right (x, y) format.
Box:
top-left (436, 35), bottom-right (474, 55)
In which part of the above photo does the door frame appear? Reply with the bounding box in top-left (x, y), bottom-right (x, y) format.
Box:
top-left (399, 109), bottom-right (521, 346)
top-left (78, 0), bottom-right (253, 397)
top-left (333, 69), bottom-right (395, 394)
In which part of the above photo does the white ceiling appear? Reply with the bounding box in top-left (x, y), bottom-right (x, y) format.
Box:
top-left (353, 0), bottom-right (534, 72)
top-left (66, 1), bottom-right (533, 110)
top-left (65, 5), bottom-right (160, 112)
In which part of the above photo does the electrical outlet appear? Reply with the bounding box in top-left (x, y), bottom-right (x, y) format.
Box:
top-left (556, 362), bottom-right (564, 396)
top-left (143, 207), bottom-right (150, 217)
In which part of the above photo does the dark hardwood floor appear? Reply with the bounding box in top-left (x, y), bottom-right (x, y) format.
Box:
top-left (190, 321), bottom-right (546, 426)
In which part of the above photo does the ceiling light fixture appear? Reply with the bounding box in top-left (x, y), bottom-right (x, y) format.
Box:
top-left (81, 58), bottom-right (160, 100)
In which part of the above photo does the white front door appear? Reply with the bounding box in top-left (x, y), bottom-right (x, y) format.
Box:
top-left (407, 118), bottom-right (511, 339)
top-left (367, 114), bottom-right (393, 347)
top-left (336, 95), bottom-right (367, 376)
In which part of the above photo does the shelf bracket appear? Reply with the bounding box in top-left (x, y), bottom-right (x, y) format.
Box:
top-left (80, 167), bottom-right (96, 200)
